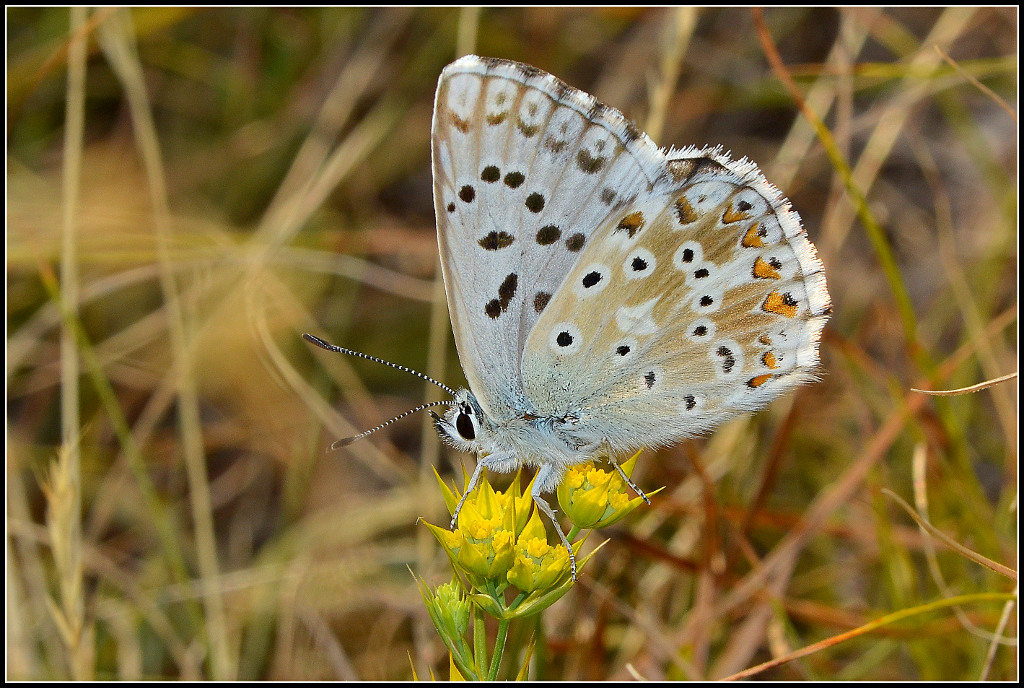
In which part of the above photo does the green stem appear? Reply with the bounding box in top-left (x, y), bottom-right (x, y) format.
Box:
top-left (488, 617), bottom-right (511, 680)
top-left (507, 591), bottom-right (528, 613)
top-left (473, 604), bottom-right (487, 679)
top-left (532, 614), bottom-right (548, 681)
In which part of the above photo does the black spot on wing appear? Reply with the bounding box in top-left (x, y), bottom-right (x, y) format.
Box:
top-left (484, 273), bottom-right (519, 319)
top-left (536, 225), bottom-right (561, 245)
top-left (525, 193), bottom-right (545, 213)
top-left (504, 171), bottom-right (525, 188)
top-left (479, 231), bottom-right (514, 251)
top-left (566, 233), bottom-right (585, 252)
top-left (498, 273), bottom-right (518, 308)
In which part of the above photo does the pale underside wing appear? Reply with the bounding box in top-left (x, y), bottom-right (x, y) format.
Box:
top-left (432, 55), bottom-right (830, 453)
top-left (521, 150), bottom-right (831, 453)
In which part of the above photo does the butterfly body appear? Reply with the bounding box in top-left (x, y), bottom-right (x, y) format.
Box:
top-left (434, 386), bottom-right (614, 495)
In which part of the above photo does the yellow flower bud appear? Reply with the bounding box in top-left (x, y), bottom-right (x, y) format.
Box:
top-left (557, 452), bottom-right (653, 530)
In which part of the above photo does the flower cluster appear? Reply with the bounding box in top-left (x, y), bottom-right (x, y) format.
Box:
top-left (423, 470), bottom-right (584, 619)
top-left (419, 454), bottom-right (658, 679)
top-left (557, 451), bottom-right (654, 530)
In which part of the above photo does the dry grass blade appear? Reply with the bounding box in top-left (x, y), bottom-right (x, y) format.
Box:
top-left (883, 489), bottom-right (1017, 581)
top-left (911, 371), bottom-right (1018, 396)
top-left (95, 9), bottom-right (231, 677)
top-left (644, 7), bottom-right (697, 143)
top-left (934, 45), bottom-right (1018, 121)
top-left (980, 591), bottom-right (1019, 680)
top-left (721, 592), bottom-right (1015, 681)
top-left (912, 443), bottom-right (1016, 645)
top-left (56, 6), bottom-right (89, 677)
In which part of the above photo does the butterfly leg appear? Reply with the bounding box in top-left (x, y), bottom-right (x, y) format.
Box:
top-left (608, 457), bottom-right (650, 505)
top-left (449, 451), bottom-right (517, 529)
top-left (531, 465), bottom-right (577, 581)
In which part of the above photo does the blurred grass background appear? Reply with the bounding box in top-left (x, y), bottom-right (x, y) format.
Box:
top-left (6, 7), bottom-right (1017, 680)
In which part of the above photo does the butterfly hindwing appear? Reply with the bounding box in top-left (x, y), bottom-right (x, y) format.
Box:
top-left (521, 148), bottom-right (831, 451)
top-left (432, 56), bottom-right (668, 420)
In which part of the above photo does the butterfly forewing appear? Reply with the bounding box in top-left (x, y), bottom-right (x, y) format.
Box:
top-left (521, 149), bottom-right (831, 451)
top-left (432, 56), bottom-right (668, 421)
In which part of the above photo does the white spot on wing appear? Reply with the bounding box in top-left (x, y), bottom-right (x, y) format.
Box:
top-left (616, 297), bottom-right (660, 335)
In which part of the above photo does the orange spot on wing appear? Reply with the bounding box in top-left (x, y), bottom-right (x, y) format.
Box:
top-left (675, 196), bottom-right (698, 224)
top-left (741, 223), bottom-right (765, 247)
top-left (616, 211), bottom-right (645, 237)
top-left (761, 351), bottom-right (779, 369)
top-left (748, 374), bottom-right (772, 388)
top-left (753, 256), bottom-right (781, 279)
top-left (722, 204), bottom-right (751, 224)
top-left (762, 291), bottom-right (798, 318)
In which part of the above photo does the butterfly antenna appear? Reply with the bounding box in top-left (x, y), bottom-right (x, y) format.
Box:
top-left (329, 400), bottom-right (451, 449)
top-left (304, 333), bottom-right (458, 397)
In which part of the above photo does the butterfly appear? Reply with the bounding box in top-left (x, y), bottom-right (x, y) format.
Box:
top-left (308, 55), bottom-right (831, 576)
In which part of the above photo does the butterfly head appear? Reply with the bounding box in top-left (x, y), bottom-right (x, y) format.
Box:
top-left (431, 388), bottom-right (489, 453)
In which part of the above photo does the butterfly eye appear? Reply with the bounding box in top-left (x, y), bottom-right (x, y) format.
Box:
top-left (455, 410), bottom-right (475, 440)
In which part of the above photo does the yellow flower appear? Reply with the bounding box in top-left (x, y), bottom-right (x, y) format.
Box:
top-left (557, 451), bottom-right (655, 530)
top-left (425, 469), bottom-right (532, 593)
top-left (506, 509), bottom-right (570, 593)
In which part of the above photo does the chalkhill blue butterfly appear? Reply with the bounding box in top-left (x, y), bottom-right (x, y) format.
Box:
top-left (308, 55), bottom-right (831, 576)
